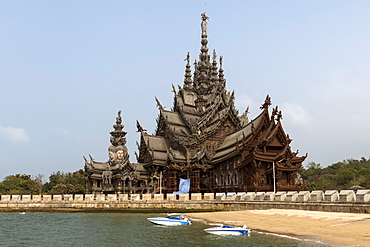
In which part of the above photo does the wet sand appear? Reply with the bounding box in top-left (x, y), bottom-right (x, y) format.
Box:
top-left (186, 209), bottom-right (370, 246)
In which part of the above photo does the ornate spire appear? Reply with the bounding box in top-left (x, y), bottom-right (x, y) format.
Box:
top-left (210, 49), bottom-right (218, 85)
top-left (198, 12), bottom-right (211, 93)
top-left (110, 110), bottom-right (127, 146)
top-left (183, 52), bottom-right (193, 90)
top-left (218, 56), bottom-right (225, 88)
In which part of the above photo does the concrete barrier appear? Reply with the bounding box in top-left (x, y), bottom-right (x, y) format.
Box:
top-left (191, 193), bottom-right (202, 201)
top-left (203, 193), bottom-right (214, 200)
top-left (96, 194), bottom-right (106, 202)
top-left (324, 190), bottom-right (339, 202)
top-left (107, 194), bottom-right (117, 201)
top-left (226, 192), bottom-right (237, 200)
top-left (1, 195), bottom-right (10, 202)
top-left (0, 190), bottom-right (369, 205)
top-left (130, 194), bottom-right (141, 201)
top-left (298, 191), bottom-right (310, 202)
top-left (179, 193), bottom-right (189, 201)
top-left (74, 194), bottom-right (84, 201)
top-left (339, 190), bottom-right (355, 202)
top-left (356, 190), bottom-right (370, 203)
top-left (274, 192), bottom-right (286, 201)
top-left (32, 195), bottom-right (42, 202)
top-left (235, 192), bottom-right (246, 201)
top-left (264, 192), bottom-right (275, 201)
top-left (153, 194), bottom-right (164, 201)
top-left (43, 195), bottom-right (52, 202)
top-left (11, 195), bottom-right (21, 202)
top-left (310, 191), bottom-right (324, 201)
top-left (52, 195), bottom-right (62, 201)
top-left (255, 192), bottom-right (265, 201)
top-left (142, 194), bottom-right (152, 201)
top-left (245, 192), bottom-right (256, 201)
top-left (64, 194), bottom-right (73, 201)
top-left (166, 194), bottom-right (177, 201)
top-left (22, 195), bottom-right (31, 202)
top-left (286, 191), bottom-right (298, 201)
top-left (215, 193), bottom-right (226, 201)
top-left (118, 194), bottom-right (129, 202)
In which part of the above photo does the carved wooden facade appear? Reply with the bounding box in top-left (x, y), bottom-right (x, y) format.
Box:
top-left (136, 13), bottom-right (307, 193)
top-left (84, 13), bottom-right (307, 194)
top-left (84, 111), bottom-right (148, 194)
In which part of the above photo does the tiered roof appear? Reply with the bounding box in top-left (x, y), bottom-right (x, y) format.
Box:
top-left (137, 13), bottom-right (307, 170)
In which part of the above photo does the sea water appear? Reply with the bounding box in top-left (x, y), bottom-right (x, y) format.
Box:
top-left (0, 212), bottom-right (339, 246)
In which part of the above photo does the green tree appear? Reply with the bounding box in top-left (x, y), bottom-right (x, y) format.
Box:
top-left (43, 170), bottom-right (85, 194)
top-left (300, 157), bottom-right (370, 190)
top-left (0, 174), bottom-right (36, 195)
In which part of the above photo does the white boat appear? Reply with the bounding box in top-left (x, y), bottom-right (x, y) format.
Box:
top-left (204, 223), bottom-right (251, 235)
top-left (147, 213), bottom-right (192, 226)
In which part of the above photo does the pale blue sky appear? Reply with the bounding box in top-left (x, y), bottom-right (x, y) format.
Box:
top-left (1, 1), bottom-right (370, 180)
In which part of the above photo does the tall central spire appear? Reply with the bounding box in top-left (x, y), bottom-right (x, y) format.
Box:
top-left (197, 12), bottom-right (212, 94)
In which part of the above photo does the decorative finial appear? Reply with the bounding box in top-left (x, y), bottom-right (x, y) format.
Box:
top-left (185, 52), bottom-right (190, 63)
top-left (245, 106), bottom-right (250, 115)
top-left (155, 97), bottom-right (164, 110)
top-left (277, 110), bottom-right (283, 121)
top-left (201, 12), bottom-right (209, 37)
top-left (116, 110), bottom-right (122, 125)
top-left (136, 120), bottom-right (147, 132)
top-left (260, 95), bottom-right (272, 109)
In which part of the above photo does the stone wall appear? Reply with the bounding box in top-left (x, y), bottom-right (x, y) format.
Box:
top-left (0, 190), bottom-right (369, 213)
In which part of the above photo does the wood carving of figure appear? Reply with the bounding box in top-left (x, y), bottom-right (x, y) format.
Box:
top-left (102, 170), bottom-right (113, 185)
top-left (185, 52), bottom-right (190, 63)
top-left (117, 150), bottom-right (126, 161)
top-left (116, 110), bottom-right (122, 124)
top-left (201, 12), bottom-right (209, 36)
top-left (109, 151), bottom-right (115, 161)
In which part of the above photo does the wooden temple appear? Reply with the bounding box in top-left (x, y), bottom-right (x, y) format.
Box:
top-left (84, 111), bottom-right (148, 194)
top-left (84, 13), bottom-right (307, 194)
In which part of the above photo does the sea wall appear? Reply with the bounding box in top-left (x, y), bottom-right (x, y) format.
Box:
top-left (0, 190), bottom-right (369, 213)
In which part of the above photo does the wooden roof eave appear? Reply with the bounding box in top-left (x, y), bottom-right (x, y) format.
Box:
top-left (273, 143), bottom-right (290, 161)
top-left (276, 164), bottom-right (302, 171)
top-left (209, 148), bottom-right (238, 164)
top-left (291, 155), bottom-right (308, 163)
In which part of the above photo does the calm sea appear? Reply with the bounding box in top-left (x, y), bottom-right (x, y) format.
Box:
top-left (0, 212), bottom-right (341, 247)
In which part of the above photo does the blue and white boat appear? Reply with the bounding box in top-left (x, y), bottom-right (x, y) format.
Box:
top-left (147, 213), bottom-right (192, 226)
top-left (204, 223), bottom-right (251, 235)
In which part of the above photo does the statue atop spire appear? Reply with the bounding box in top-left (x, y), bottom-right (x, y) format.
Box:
top-left (201, 12), bottom-right (209, 37)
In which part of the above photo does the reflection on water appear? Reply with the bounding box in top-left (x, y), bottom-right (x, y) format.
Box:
top-left (0, 212), bottom-right (334, 246)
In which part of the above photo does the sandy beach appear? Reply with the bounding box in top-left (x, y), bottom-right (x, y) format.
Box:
top-left (186, 209), bottom-right (370, 246)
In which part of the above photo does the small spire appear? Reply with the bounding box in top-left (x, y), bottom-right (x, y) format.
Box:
top-left (210, 49), bottom-right (218, 84)
top-left (218, 56), bottom-right (225, 87)
top-left (110, 110), bottom-right (127, 146)
top-left (183, 52), bottom-right (193, 90)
